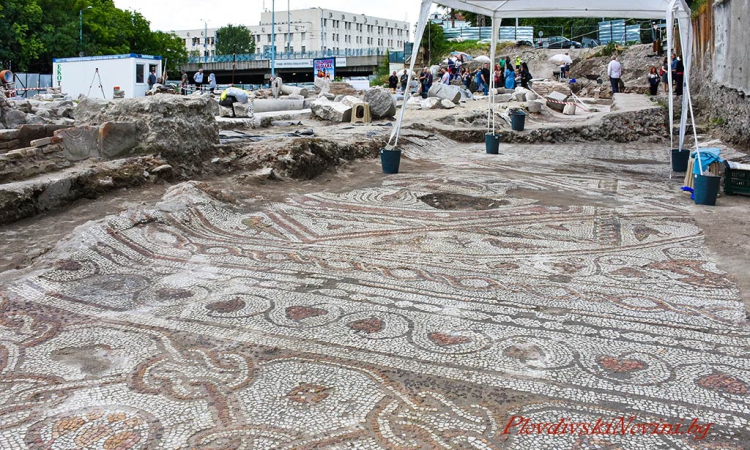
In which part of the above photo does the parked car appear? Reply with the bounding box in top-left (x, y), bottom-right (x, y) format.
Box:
top-left (516, 40), bottom-right (534, 47)
top-left (538, 36), bottom-right (583, 49)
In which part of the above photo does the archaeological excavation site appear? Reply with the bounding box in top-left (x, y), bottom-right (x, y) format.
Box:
top-left (1, 0), bottom-right (749, 448)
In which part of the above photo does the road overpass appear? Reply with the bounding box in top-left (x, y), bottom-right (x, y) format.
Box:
top-left (181, 54), bottom-right (383, 85)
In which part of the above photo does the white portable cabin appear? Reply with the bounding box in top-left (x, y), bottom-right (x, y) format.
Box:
top-left (52, 54), bottom-right (162, 99)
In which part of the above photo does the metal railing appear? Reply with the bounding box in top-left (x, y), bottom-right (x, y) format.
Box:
top-left (188, 47), bottom-right (384, 64)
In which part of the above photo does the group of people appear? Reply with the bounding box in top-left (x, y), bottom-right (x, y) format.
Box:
top-left (387, 55), bottom-right (533, 99)
top-left (178, 68), bottom-right (218, 95)
top-left (652, 53), bottom-right (684, 96)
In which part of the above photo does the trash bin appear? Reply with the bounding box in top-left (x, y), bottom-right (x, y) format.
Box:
top-left (694, 174), bottom-right (720, 206)
top-left (380, 148), bottom-right (402, 174)
top-left (671, 149), bottom-right (690, 172)
top-left (510, 111), bottom-right (526, 131)
top-left (485, 133), bottom-right (501, 154)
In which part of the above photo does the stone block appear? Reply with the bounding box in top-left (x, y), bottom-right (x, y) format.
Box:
top-left (57, 126), bottom-right (100, 162)
top-left (17, 125), bottom-right (47, 148)
top-left (2, 110), bottom-right (27, 129)
top-left (526, 100), bottom-right (542, 113)
top-left (527, 100), bottom-right (543, 113)
top-left (428, 83), bottom-right (462, 104)
top-left (363, 88), bottom-right (397, 118)
top-left (422, 97), bottom-right (441, 109)
top-left (30, 137), bottom-right (53, 147)
top-left (99, 122), bottom-right (139, 159)
top-left (514, 92), bottom-right (527, 102)
top-left (310, 98), bottom-right (352, 122)
top-left (0, 129), bottom-right (20, 141)
top-left (546, 91), bottom-right (569, 113)
top-left (42, 144), bottom-right (63, 154)
top-left (340, 96), bottom-right (362, 108)
top-left (0, 139), bottom-right (20, 150)
top-left (526, 92), bottom-right (539, 101)
top-left (494, 94), bottom-right (513, 103)
top-left (440, 99), bottom-right (456, 109)
top-left (563, 104), bottom-right (577, 115)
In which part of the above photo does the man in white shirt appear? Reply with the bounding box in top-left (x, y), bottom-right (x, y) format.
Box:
top-left (193, 68), bottom-right (205, 91)
top-left (607, 55), bottom-right (622, 94)
top-left (441, 67), bottom-right (451, 85)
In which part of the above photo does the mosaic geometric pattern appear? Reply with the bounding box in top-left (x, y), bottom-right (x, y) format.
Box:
top-left (2, 139), bottom-right (749, 449)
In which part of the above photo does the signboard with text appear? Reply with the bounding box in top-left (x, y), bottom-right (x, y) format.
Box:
top-left (313, 58), bottom-right (335, 81)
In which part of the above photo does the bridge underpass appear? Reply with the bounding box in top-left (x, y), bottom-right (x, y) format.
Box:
top-left (181, 54), bottom-right (382, 85)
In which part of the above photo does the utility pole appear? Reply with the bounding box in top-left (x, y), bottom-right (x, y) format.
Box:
top-left (271, 0), bottom-right (276, 77)
top-left (287, 0), bottom-right (291, 53)
top-left (201, 20), bottom-right (208, 63)
top-left (79, 6), bottom-right (92, 56)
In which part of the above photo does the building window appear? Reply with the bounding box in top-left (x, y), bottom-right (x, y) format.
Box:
top-left (135, 64), bottom-right (144, 84)
top-left (301, 32), bottom-right (306, 40)
top-left (302, 46), bottom-right (306, 52)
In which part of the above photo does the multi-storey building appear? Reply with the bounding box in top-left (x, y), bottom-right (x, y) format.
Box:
top-left (172, 28), bottom-right (218, 58)
top-left (173, 8), bottom-right (409, 59)
top-left (248, 8), bottom-right (409, 55)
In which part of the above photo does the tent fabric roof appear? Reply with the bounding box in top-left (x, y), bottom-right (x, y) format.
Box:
top-left (435, 0), bottom-right (691, 19)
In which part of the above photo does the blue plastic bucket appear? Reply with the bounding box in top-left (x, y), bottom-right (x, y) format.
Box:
top-left (694, 174), bottom-right (720, 206)
top-left (485, 133), bottom-right (501, 154)
top-left (380, 148), bottom-right (402, 174)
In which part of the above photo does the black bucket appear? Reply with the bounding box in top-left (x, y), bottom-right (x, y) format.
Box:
top-left (671, 149), bottom-right (690, 172)
top-left (694, 174), bottom-right (721, 206)
top-left (485, 133), bottom-right (501, 154)
top-left (510, 111), bottom-right (526, 131)
top-left (380, 148), bottom-right (402, 174)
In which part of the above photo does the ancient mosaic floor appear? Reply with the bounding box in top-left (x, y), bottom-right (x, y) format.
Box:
top-left (1, 137), bottom-right (749, 449)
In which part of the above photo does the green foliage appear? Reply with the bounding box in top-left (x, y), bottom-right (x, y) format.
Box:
top-left (377, 50), bottom-right (390, 77)
top-left (591, 41), bottom-right (619, 58)
top-left (420, 22), bottom-right (449, 65)
top-left (370, 74), bottom-right (389, 87)
top-left (215, 24), bottom-right (255, 55)
top-left (0, 0), bottom-right (187, 73)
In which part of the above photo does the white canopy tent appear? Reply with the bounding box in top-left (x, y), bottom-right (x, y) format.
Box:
top-left (388, 0), bottom-right (703, 173)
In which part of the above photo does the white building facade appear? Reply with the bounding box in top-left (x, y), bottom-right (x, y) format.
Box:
top-left (172, 28), bottom-right (218, 58)
top-left (249, 8), bottom-right (409, 55)
top-left (172, 9), bottom-right (410, 58)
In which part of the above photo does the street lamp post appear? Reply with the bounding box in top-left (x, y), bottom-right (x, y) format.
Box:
top-left (79, 6), bottom-right (92, 56)
top-left (271, 0), bottom-right (276, 77)
top-left (201, 20), bottom-right (208, 63)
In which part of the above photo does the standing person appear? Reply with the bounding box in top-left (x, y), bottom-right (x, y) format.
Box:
top-left (607, 55), bottom-right (622, 94)
top-left (400, 71), bottom-right (409, 93)
top-left (147, 68), bottom-right (157, 91)
top-left (505, 56), bottom-right (512, 71)
top-left (462, 68), bottom-right (471, 89)
top-left (447, 56), bottom-right (455, 73)
top-left (440, 67), bottom-right (450, 85)
top-left (208, 72), bottom-right (217, 91)
top-left (560, 52), bottom-right (570, 78)
top-left (661, 57), bottom-right (669, 94)
top-left (647, 66), bottom-right (660, 96)
top-left (519, 62), bottom-right (532, 89)
top-left (515, 55), bottom-right (522, 69)
top-left (674, 56), bottom-right (684, 96)
top-left (480, 63), bottom-right (491, 95)
top-left (193, 68), bottom-right (204, 92)
top-left (418, 67), bottom-right (432, 98)
top-left (388, 71), bottom-right (399, 92)
top-left (505, 64), bottom-right (516, 89)
top-left (180, 70), bottom-right (188, 95)
top-left (493, 63), bottom-right (501, 89)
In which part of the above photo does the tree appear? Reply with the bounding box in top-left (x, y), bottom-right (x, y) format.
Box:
top-left (419, 22), bottom-right (448, 65)
top-left (0, 0), bottom-right (44, 71)
top-left (215, 24), bottom-right (255, 55)
top-left (0, 0), bottom-right (190, 73)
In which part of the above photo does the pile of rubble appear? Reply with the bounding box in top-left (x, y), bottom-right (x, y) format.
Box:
top-left (1, 89), bottom-right (76, 128)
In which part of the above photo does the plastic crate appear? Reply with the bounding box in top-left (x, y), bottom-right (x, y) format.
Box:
top-left (724, 161), bottom-right (750, 196)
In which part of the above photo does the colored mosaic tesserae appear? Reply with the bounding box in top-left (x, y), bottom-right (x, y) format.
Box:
top-left (1, 139), bottom-right (749, 449)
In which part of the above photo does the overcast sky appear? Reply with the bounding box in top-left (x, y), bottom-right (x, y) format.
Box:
top-left (113, 0), bottom-right (434, 33)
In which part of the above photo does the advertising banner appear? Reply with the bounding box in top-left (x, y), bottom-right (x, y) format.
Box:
top-left (313, 58), bottom-right (335, 81)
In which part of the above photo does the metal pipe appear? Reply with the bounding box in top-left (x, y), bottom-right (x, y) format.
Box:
top-left (79, 6), bottom-right (91, 56)
top-left (271, 0), bottom-right (276, 77)
top-left (203, 20), bottom-right (208, 63)
top-left (287, 0), bottom-right (290, 53)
